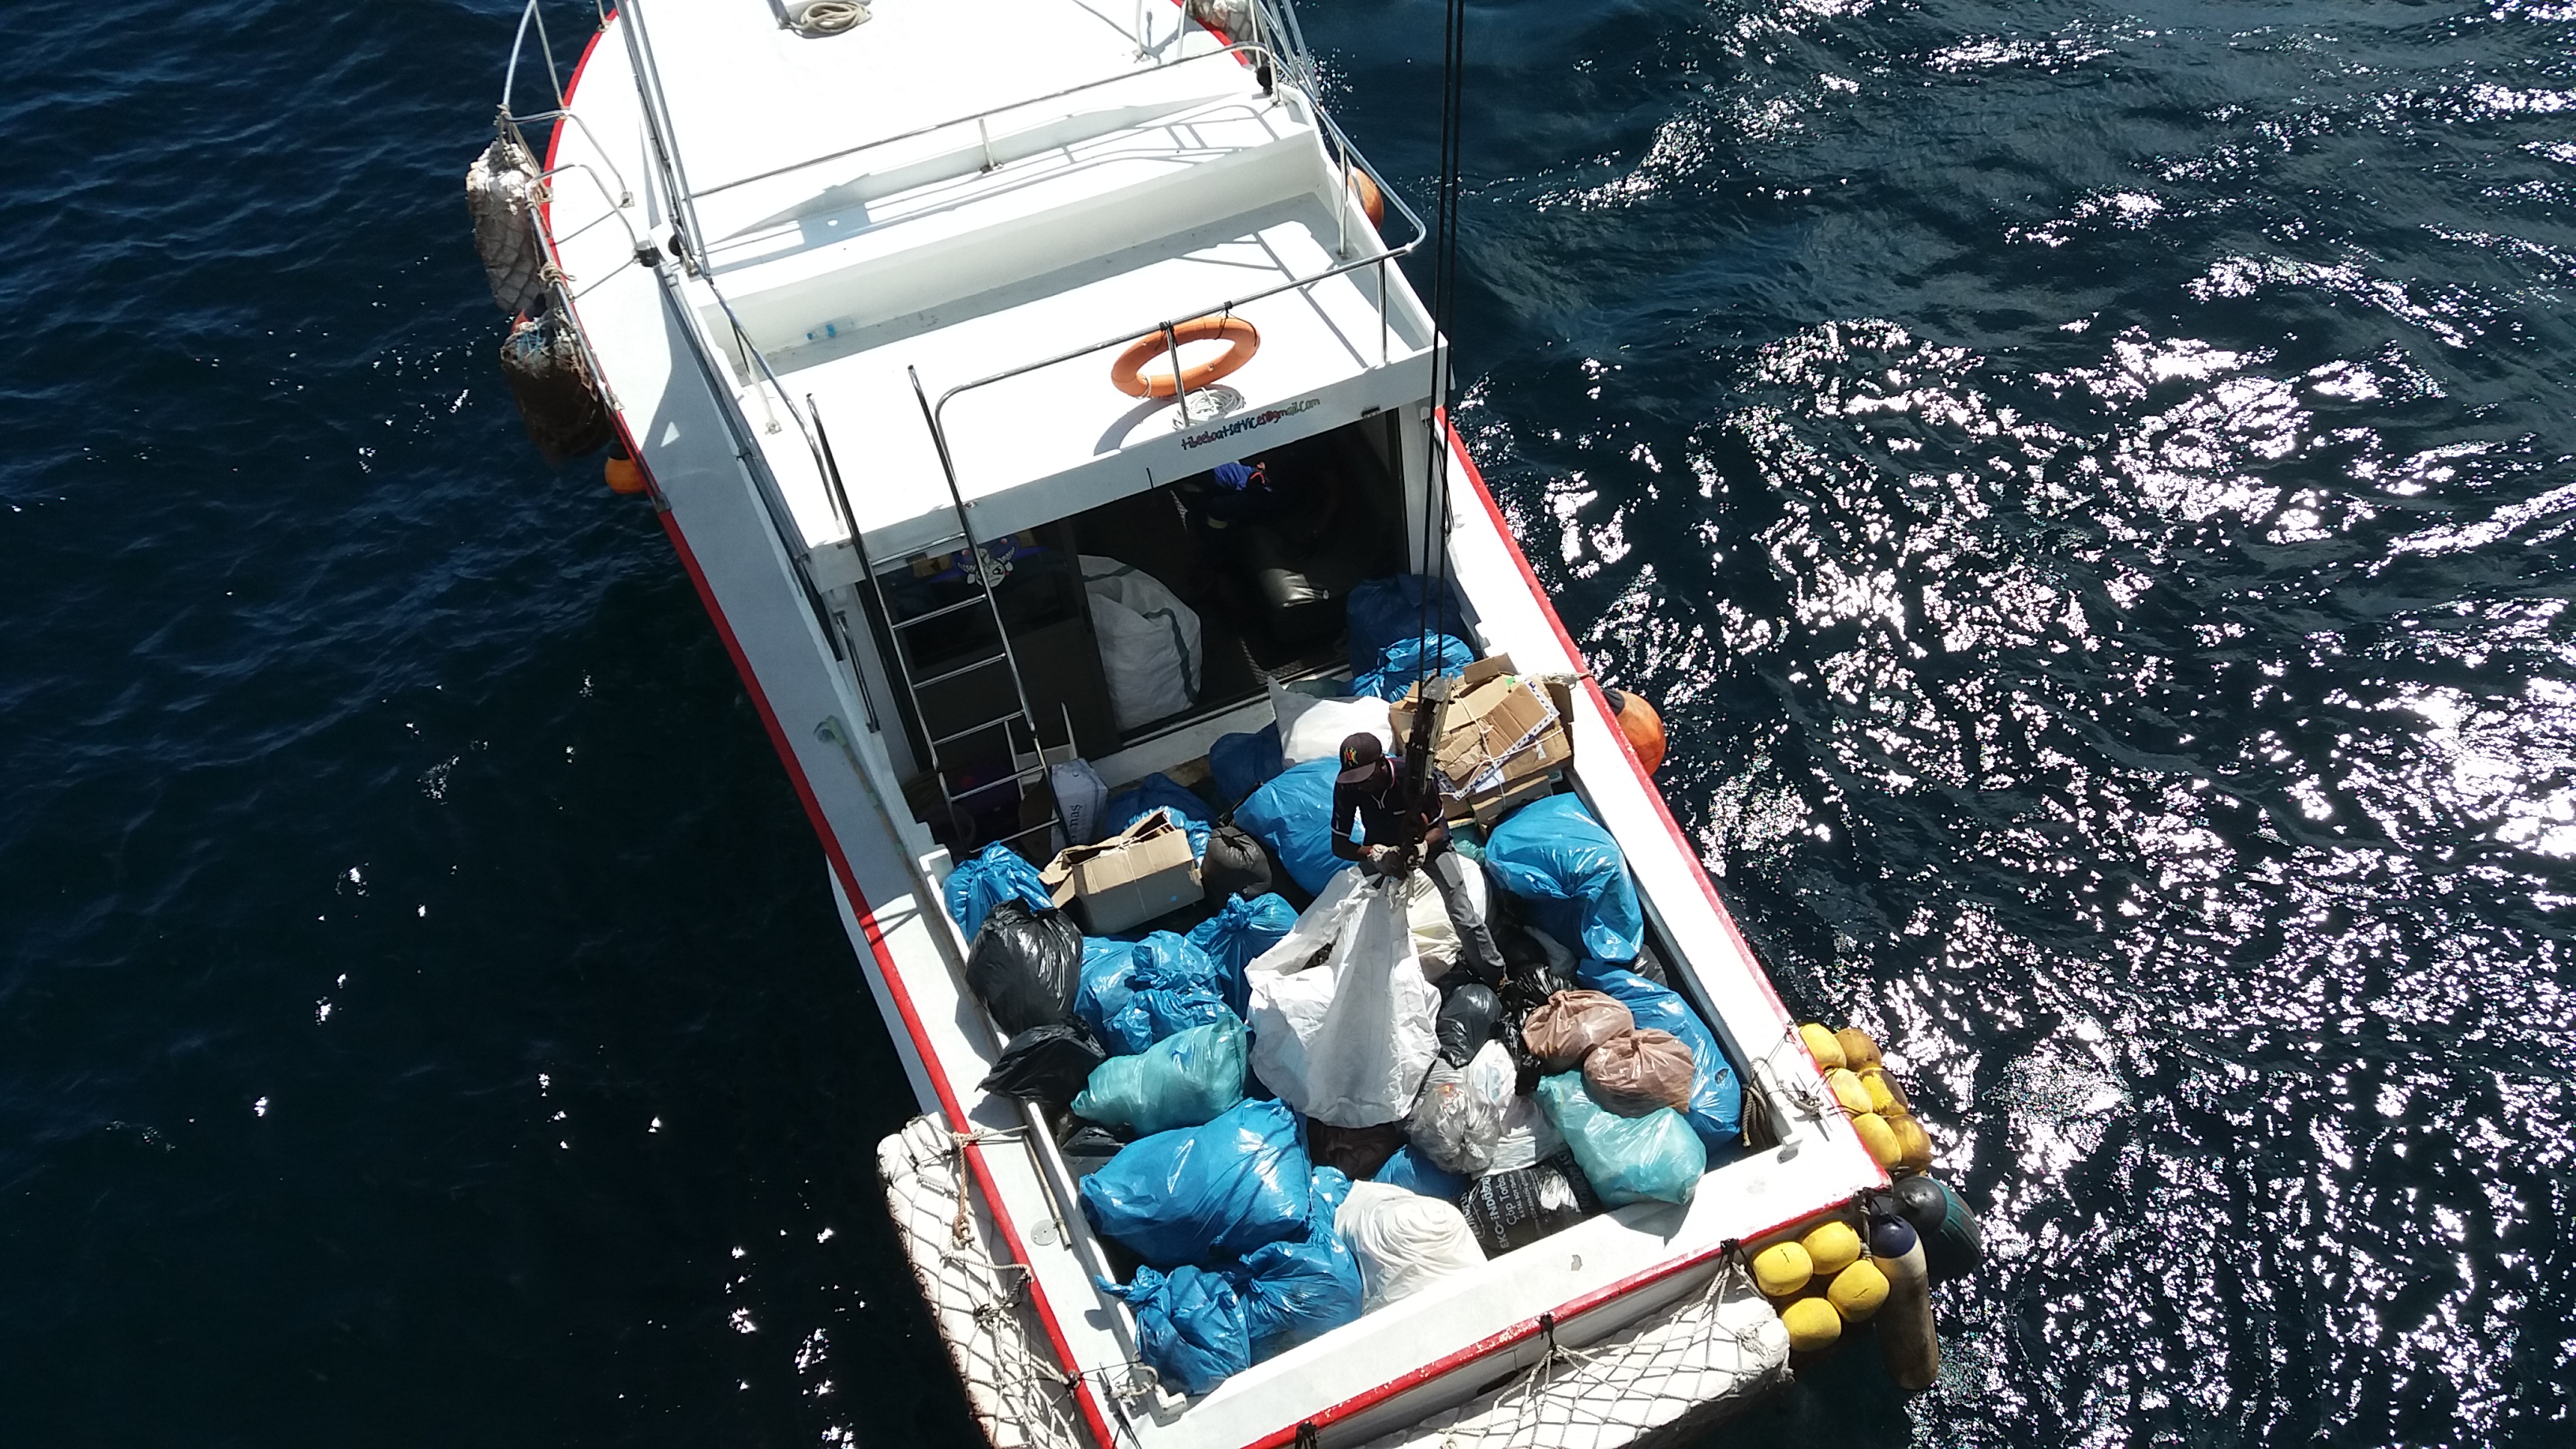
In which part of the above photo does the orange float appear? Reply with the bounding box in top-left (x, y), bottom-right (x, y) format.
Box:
top-left (1601, 687), bottom-right (1667, 773)
top-left (1109, 316), bottom-right (1260, 399)
top-left (603, 440), bottom-right (648, 496)
top-left (1347, 167), bottom-right (1386, 227)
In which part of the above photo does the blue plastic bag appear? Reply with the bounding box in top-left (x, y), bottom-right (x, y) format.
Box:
top-left (1073, 1013), bottom-right (1248, 1136)
top-left (1187, 893), bottom-right (1297, 1017)
top-left (944, 844), bottom-right (1054, 938)
top-left (1102, 1265), bottom-right (1251, 1395)
top-left (1346, 576), bottom-right (1466, 673)
top-left (1076, 934), bottom-right (1230, 1054)
top-left (1372, 1145), bottom-right (1469, 1202)
top-left (1080, 1098), bottom-right (1312, 1267)
top-left (1481, 796), bottom-right (1645, 964)
top-left (1352, 632), bottom-right (1474, 702)
top-left (1578, 964), bottom-right (1743, 1158)
top-left (1209, 723), bottom-right (1286, 807)
top-left (1236, 758), bottom-right (1357, 897)
top-left (1533, 1072), bottom-right (1704, 1208)
top-left (1232, 1166), bottom-right (1364, 1361)
top-left (1103, 773), bottom-right (1215, 860)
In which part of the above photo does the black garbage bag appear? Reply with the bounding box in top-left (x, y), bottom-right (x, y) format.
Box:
top-left (1433, 983), bottom-right (1503, 1069)
top-left (1458, 1150), bottom-right (1601, 1258)
top-left (979, 1022), bottom-right (1107, 1110)
top-left (1202, 824), bottom-right (1278, 904)
top-left (965, 900), bottom-right (1083, 1035)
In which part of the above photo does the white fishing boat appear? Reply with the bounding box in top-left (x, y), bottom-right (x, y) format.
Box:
top-left (469, 2), bottom-right (1964, 1443)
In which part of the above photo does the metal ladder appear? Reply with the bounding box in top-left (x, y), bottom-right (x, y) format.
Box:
top-left (811, 384), bottom-right (1061, 853)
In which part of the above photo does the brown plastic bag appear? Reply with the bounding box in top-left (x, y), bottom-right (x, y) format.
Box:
top-left (1582, 1028), bottom-right (1695, 1117)
top-left (1521, 990), bottom-right (1634, 1070)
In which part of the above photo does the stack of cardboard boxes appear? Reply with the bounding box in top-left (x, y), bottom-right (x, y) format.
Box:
top-left (1389, 655), bottom-right (1577, 829)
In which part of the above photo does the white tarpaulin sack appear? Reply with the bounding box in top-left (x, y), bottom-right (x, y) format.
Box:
top-left (1271, 679), bottom-right (1394, 767)
top-left (1335, 1180), bottom-right (1487, 1311)
top-left (1082, 556), bottom-right (1203, 732)
top-left (1244, 872), bottom-right (1440, 1128)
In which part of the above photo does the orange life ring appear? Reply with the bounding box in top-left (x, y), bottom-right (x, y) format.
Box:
top-left (1110, 316), bottom-right (1260, 399)
top-left (1347, 168), bottom-right (1386, 227)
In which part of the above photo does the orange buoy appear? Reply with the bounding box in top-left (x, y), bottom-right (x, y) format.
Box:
top-left (1109, 316), bottom-right (1260, 399)
top-left (1601, 687), bottom-right (1666, 773)
top-left (1347, 167), bottom-right (1386, 227)
top-left (603, 440), bottom-right (647, 496)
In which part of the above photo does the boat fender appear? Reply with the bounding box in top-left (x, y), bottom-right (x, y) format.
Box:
top-left (1346, 167), bottom-right (1387, 228)
top-left (465, 133), bottom-right (549, 318)
top-left (1893, 1175), bottom-right (1983, 1281)
top-left (1859, 1065), bottom-right (1909, 1117)
top-left (498, 306), bottom-right (612, 466)
top-left (1825, 1258), bottom-right (1889, 1321)
top-left (1823, 1068), bottom-right (1870, 1115)
top-left (1778, 1294), bottom-right (1841, 1354)
top-left (1834, 1028), bottom-right (1882, 1071)
top-left (1110, 316), bottom-right (1260, 399)
top-left (1799, 1219), bottom-right (1862, 1278)
top-left (1874, 1234), bottom-right (1939, 1391)
top-left (1889, 1113), bottom-right (1936, 1175)
top-left (1751, 1241), bottom-right (1812, 1298)
top-left (1799, 1022), bottom-right (1844, 1072)
top-left (1850, 1110), bottom-right (1902, 1170)
top-left (1597, 687), bottom-right (1667, 774)
top-left (603, 439), bottom-right (647, 496)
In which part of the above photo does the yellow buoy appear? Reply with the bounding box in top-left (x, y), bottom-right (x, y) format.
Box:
top-left (1861, 1067), bottom-right (1908, 1116)
top-left (1890, 1114), bottom-right (1935, 1174)
top-left (1752, 1242), bottom-right (1813, 1298)
top-left (1827, 1259), bottom-right (1890, 1321)
top-left (1852, 1110), bottom-right (1902, 1169)
top-left (1799, 1023), bottom-right (1845, 1072)
top-left (1825, 1069), bottom-right (1871, 1115)
top-left (1780, 1295), bottom-right (1843, 1353)
top-left (1801, 1219), bottom-right (1863, 1277)
top-left (1835, 1028), bottom-right (1882, 1070)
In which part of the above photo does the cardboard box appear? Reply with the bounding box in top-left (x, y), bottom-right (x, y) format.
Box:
top-left (1391, 655), bottom-right (1574, 822)
top-left (1042, 808), bottom-right (1200, 934)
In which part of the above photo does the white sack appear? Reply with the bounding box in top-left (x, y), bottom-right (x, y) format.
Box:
top-left (1335, 1180), bottom-right (1487, 1311)
top-left (1084, 556), bottom-right (1202, 732)
top-left (1272, 680), bottom-right (1392, 767)
top-left (1487, 1091), bottom-right (1565, 1175)
top-left (1245, 872), bottom-right (1440, 1128)
top-left (1402, 859), bottom-right (1491, 978)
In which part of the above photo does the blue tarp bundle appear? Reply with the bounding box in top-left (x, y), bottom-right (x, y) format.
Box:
top-left (1372, 1145), bottom-right (1469, 1202)
top-left (1577, 963), bottom-right (1743, 1158)
top-left (1073, 1013), bottom-right (1249, 1136)
top-left (1231, 1165), bottom-right (1365, 1361)
top-left (1186, 893), bottom-right (1297, 1017)
top-left (1345, 576), bottom-right (1466, 674)
top-left (1235, 758), bottom-right (1357, 897)
top-left (943, 844), bottom-right (1054, 938)
top-left (1534, 1072), bottom-right (1705, 1208)
top-left (1481, 795), bottom-right (1646, 963)
top-left (1351, 632), bottom-right (1473, 702)
top-left (1103, 773), bottom-right (1215, 860)
top-left (1076, 932), bottom-right (1232, 1054)
top-left (1101, 1265), bottom-right (1251, 1395)
top-left (1080, 1098), bottom-right (1312, 1267)
top-left (1208, 723), bottom-right (1286, 807)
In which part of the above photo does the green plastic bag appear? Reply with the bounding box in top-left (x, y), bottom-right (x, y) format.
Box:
top-left (1533, 1071), bottom-right (1704, 1208)
top-left (1073, 1013), bottom-right (1248, 1136)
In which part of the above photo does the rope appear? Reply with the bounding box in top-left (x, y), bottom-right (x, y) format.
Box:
top-left (788, 0), bottom-right (872, 35)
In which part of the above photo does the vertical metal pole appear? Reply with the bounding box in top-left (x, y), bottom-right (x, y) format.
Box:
top-left (1161, 321), bottom-right (1191, 420)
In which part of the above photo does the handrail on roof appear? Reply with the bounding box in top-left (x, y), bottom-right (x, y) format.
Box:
top-left (687, 39), bottom-right (1293, 208)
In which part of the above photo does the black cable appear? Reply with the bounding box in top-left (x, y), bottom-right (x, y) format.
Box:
top-left (1416, 0), bottom-right (1469, 699)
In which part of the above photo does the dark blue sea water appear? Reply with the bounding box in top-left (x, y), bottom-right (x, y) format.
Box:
top-left (6, 0), bottom-right (2573, 1443)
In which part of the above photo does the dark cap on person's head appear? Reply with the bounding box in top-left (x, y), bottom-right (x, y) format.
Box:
top-left (1336, 732), bottom-right (1386, 784)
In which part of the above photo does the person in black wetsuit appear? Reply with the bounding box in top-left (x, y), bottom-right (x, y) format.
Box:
top-left (1329, 732), bottom-right (1506, 987)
